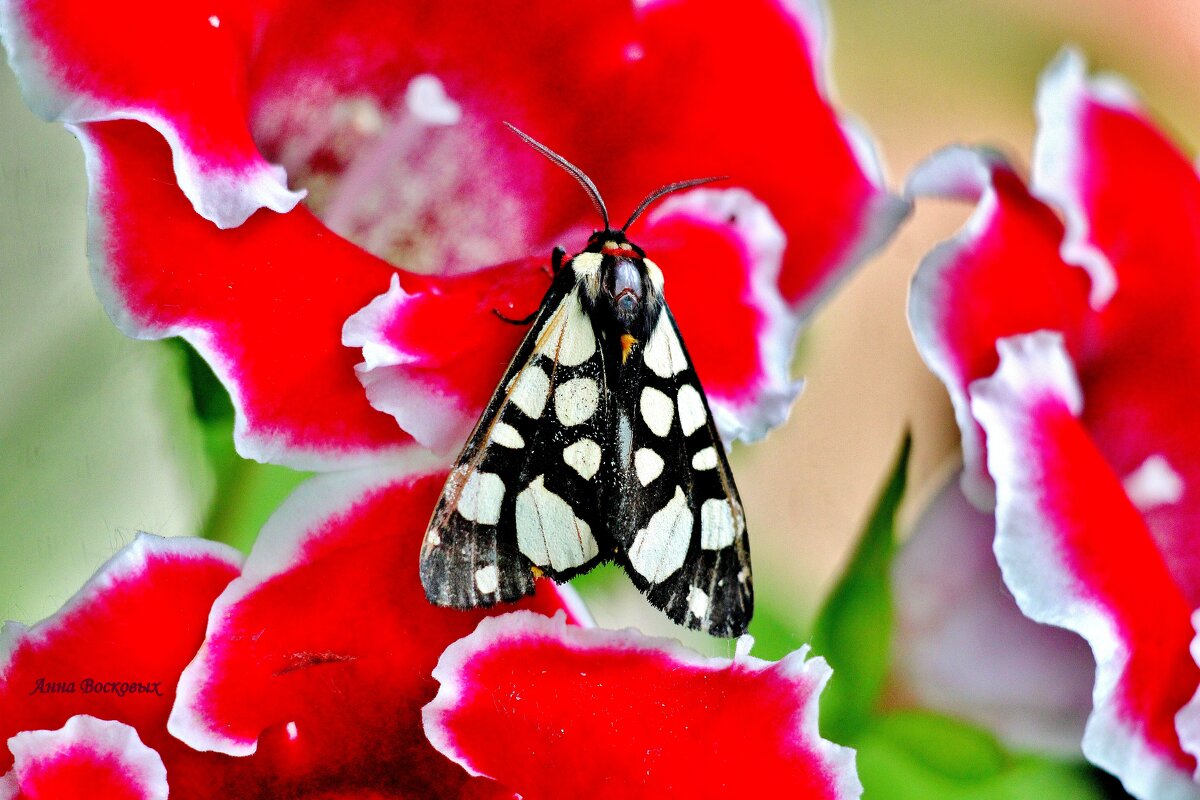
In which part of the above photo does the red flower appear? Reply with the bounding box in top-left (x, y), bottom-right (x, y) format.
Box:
top-left (1, 473), bottom-right (578, 798)
top-left (1, 0), bottom-right (906, 469)
top-left (423, 611), bottom-right (861, 800)
top-left (901, 50), bottom-right (1200, 798)
top-left (2, 0), bottom-right (904, 794)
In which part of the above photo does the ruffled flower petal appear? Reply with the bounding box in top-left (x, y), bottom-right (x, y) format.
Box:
top-left (78, 120), bottom-right (410, 470)
top-left (169, 457), bottom-right (581, 796)
top-left (423, 611), bottom-right (860, 799)
top-left (1033, 50), bottom-right (1200, 595)
top-left (345, 188), bottom-right (803, 451)
top-left (972, 331), bottom-right (1200, 799)
top-left (0, 534), bottom-right (248, 796)
top-left (2, 716), bottom-right (168, 800)
top-left (893, 474), bottom-right (1093, 755)
top-left (0, 0), bottom-right (303, 227)
top-left (906, 145), bottom-right (1092, 507)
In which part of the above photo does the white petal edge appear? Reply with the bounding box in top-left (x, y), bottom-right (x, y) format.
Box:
top-left (972, 331), bottom-right (1200, 800)
top-left (1031, 48), bottom-right (1136, 310)
top-left (167, 450), bottom-right (445, 755)
top-left (3, 715), bottom-right (168, 800)
top-left (422, 610), bottom-right (862, 800)
top-left (72, 125), bottom-right (405, 472)
top-left (0, 533), bottom-right (242, 683)
top-left (0, 1), bottom-right (303, 229)
top-left (342, 273), bottom-right (476, 455)
top-left (905, 145), bottom-right (1013, 510)
top-left (1176, 610), bottom-right (1200, 777)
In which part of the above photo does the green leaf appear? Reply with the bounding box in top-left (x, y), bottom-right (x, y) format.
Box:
top-left (854, 710), bottom-right (1102, 800)
top-left (810, 431), bottom-right (911, 740)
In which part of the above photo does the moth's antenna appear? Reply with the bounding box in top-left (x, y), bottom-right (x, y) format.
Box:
top-left (621, 176), bottom-right (727, 232)
top-left (504, 122), bottom-right (609, 230)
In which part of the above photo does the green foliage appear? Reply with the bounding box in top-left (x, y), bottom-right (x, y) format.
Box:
top-left (855, 711), bottom-right (1100, 800)
top-left (811, 432), bottom-right (910, 741)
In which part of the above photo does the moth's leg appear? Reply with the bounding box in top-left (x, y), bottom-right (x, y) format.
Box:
top-left (492, 307), bottom-right (540, 326)
top-left (551, 246), bottom-right (567, 274)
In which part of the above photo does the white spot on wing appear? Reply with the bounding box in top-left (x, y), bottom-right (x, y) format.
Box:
top-left (629, 486), bottom-right (692, 583)
top-left (1123, 454), bottom-right (1185, 510)
top-left (687, 586), bottom-right (710, 619)
top-left (491, 422), bottom-right (524, 449)
top-left (677, 384), bottom-right (707, 436)
top-left (535, 291), bottom-right (596, 367)
top-left (555, 378), bottom-right (600, 426)
top-left (474, 565), bottom-right (499, 594)
top-left (456, 471), bottom-right (505, 525)
top-left (640, 386), bottom-right (674, 437)
top-left (634, 448), bottom-right (664, 485)
top-left (405, 74), bottom-right (462, 125)
top-left (700, 498), bottom-right (742, 550)
top-left (618, 412), bottom-right (633, 465)
top-left (516, 475), bottom-right (599, 570)
top-left (691, 446), bottom-right (718, 470)
top-left (509, 364), bottom-right (550, 419)
top-left (563, 439), bottom-right (602, 480)
top-left (643, 316), bottom-right (687, 378)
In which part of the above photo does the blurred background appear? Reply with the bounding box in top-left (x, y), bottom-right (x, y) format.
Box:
top-left (2, 0), bottom-right (1198, 719)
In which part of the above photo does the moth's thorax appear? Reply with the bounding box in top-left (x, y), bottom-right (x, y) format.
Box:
top-left (569, 231), bottom-right (664, 341)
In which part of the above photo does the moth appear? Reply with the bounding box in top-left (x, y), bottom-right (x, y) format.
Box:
top-left (420, 125), bottom-right (752, 637)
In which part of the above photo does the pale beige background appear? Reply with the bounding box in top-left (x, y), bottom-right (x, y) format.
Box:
top-left (2, 1), bottom-right (1198, 634)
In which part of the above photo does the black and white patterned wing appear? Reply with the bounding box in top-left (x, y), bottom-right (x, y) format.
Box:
top-left (421, 266), bottom-right (611, 608)
top-left (605, 302), bottom-right (753, 637)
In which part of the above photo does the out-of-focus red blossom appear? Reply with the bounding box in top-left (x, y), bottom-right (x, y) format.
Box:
top-left (900, 49), bottom-right (1200, 799)
top-left (0, 475), bottom-right (580, 799)
top-left (0, 0), bottom-right (906, 469)
top-left (423, 611), bottom-right (861, 800)
top-left (1, 0), bottom-right (903, 795)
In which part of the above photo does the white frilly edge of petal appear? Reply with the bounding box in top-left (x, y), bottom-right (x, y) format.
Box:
top-left (167, 451), bottom-right (447, 756)
top-left (905, 145), bottom-right (1013, 510)
top-left (1177, 611), bottom-right (1200, 778)
top-left (422, 610), bottom-right (862, 799)
top-left (72, 125), bottom-right (406, 472)
top-left (0, 0), bottom-right (303, 229)
top-left (650, 187), bottom-right (803, 446)
top-left (4, 715), bottom-right (169, 800)
top-left (342, 274), bottom-right (477, 456)
top-left (1031, 48), bottom-right (1133, 311)
top-left (0, 533), bottom-right (242, 685)
top-left (972, 331), bottom-right (1200, 800)
top-left (753, 0), bottom-right (912, 320)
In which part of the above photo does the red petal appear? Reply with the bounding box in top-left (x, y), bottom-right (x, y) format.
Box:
top-left (893, 474), bottom-right (1093, 755)
top-left (2, 716), bottom-right (168, 800)
top-left (169, 460), bottom-right (580, 797)
top-left (4, 0), bottom-right (302, 227)
top-left (973, 332), bottom-right (1199, 797)
top-left (424, 612), bottom-right (860, 800)
top-left (1034, 51), bottom-right (1200, 604)
top-left (80, 120), bottom-right (409, 469)
top-left (0, 535), bottom-right (250, 794)
top-left (907, 146), bottom-right (1092, 506)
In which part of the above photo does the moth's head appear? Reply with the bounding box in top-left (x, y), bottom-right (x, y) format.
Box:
top-left (583, 230), bottom-right (651, 330)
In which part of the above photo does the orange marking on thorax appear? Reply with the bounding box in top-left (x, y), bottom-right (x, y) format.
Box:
top-left (621, 334), bottom-right (637, 364)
